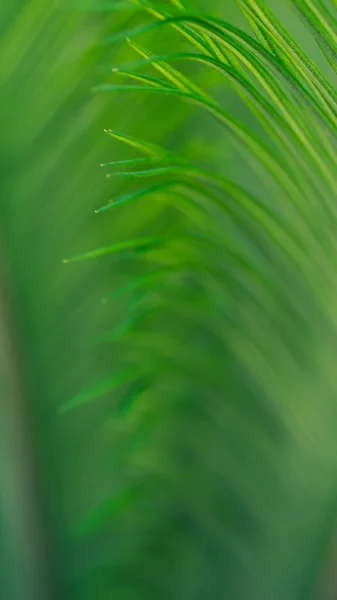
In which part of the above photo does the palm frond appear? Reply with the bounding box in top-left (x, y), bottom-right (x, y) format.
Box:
top-left (71, 0), bottom-right (337, 598)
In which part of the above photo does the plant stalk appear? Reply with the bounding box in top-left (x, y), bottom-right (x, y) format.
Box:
top-left (0, 241), bottom-right (54, 600)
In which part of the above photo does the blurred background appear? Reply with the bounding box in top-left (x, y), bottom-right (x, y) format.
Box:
top-left (1, 1), bottom-right (337, 599)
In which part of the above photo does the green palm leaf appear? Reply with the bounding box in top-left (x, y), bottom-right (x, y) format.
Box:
top-left (78, 1), bottom-right (337, 598)
top-left (3, 0), bottom-right (337, 599)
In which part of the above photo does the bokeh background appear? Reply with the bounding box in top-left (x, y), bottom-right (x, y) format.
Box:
top-left (1, 1), bottom-right (337, 599)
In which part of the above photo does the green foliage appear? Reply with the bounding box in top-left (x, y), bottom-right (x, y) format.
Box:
top-left (69, 0), bottom-right (337, 598)
top-left (3, 0), bottom-right (337, 599)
